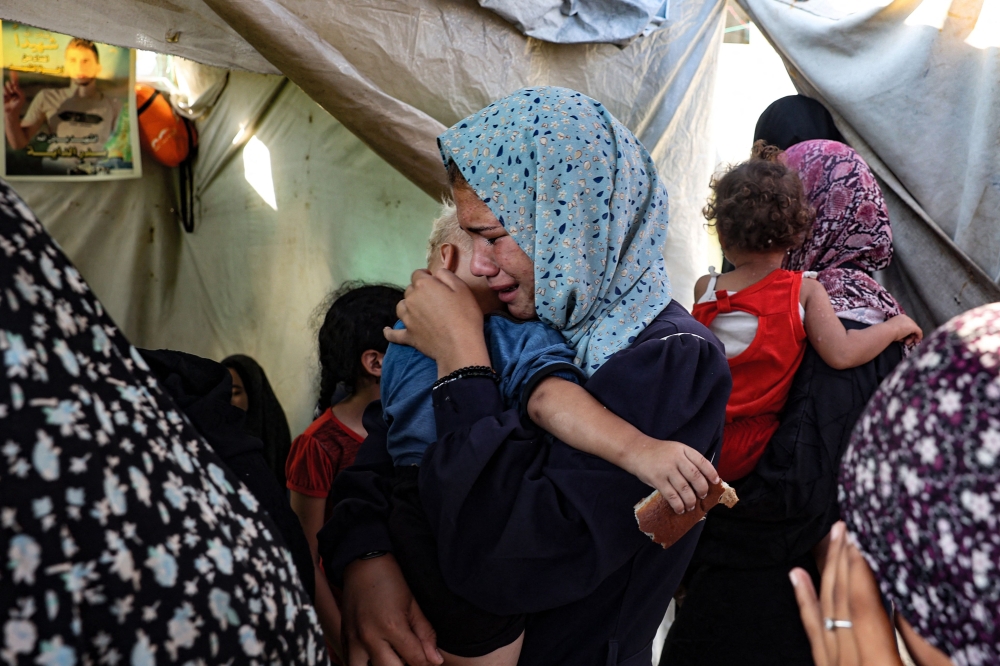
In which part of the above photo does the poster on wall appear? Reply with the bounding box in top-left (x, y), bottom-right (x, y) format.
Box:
top-left (1, 22), bottom-right (141, 180)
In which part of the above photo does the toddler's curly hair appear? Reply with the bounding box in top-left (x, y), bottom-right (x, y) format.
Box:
top-left (703, 140), bottom-right (813, 252)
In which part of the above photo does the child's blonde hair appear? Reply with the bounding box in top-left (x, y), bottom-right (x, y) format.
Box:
top-left (426, 200), bottom-right (471, 266)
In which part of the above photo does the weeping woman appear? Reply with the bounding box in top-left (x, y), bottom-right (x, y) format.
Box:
top-left (320, 87), bottom-right (732, 666)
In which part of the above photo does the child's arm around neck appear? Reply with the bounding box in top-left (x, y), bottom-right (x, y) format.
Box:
top-left (526, 376), bottom-right (719, 515)
top-left (801, 278), bottom-right (921, 370)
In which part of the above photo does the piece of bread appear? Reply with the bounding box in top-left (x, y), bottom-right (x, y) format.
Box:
top-left (634, 481), bottom-right (739, 549)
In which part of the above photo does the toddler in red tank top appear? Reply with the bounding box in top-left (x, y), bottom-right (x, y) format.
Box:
top-left (692, 143), bottom-right (922, 481)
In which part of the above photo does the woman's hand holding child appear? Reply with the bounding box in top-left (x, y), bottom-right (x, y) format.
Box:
top-left (384, 268), bottom-right (492, 377)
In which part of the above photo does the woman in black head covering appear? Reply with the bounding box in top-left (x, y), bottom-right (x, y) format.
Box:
top-left (753, 94), bottom-right (845, 150)
top-left (222, 354), bottom-right (292, 489)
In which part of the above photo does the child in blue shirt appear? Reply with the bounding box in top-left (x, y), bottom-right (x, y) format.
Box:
top-left (382, 204), bottom-right (590, 467)
top-left (377, 203), bottom-right (723, 663)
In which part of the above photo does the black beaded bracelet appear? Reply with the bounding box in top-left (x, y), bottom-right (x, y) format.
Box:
top-left (432, 365), bottom-right (499, 391)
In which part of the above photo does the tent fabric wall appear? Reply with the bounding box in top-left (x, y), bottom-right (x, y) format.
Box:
top-left (2, 0), bottom-right (728, 432)
top-left (0, 1), bottom-right (277, 74)
top-left (13, 71), bottom-right (440, 436)
top-left (739, 0), bottom-right (1000, 330)
top-left (199, 0), bottom-right (726, 303)
top-left (3, 0), bottom-right (727, 304)
top-left (476, 0), bottom-right (668, 44)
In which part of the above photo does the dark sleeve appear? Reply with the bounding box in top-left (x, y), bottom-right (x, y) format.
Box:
top-left (419, 332), bottom-right (731, 616)
top-left (317, 400), bottom-right (395, 588)
top-left (697, 323), bottom-right (903, 567)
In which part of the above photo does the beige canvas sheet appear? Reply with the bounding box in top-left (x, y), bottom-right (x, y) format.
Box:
top-left (1, 0), bottom-right (726, 432)
top-left (741, 0), bottom-right (1000, 330)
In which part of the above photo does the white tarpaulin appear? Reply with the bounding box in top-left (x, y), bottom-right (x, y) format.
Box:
top-left (478, 0), bottom-right (669, 43)
top-left (740, 0), bottom-right (1000, 330)
top-left (1, 0), bottom-right (726, 433)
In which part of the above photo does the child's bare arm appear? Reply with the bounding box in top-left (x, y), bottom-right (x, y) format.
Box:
top-left (693, 274), bottom-right (712, 303)
top-left (527, 376), bottom-right (719, 514)
top-left (801, 279), bottom-right (922, 370)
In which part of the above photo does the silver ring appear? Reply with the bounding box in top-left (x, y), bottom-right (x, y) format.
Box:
top-left (824, 618), bottom-right (853, 630)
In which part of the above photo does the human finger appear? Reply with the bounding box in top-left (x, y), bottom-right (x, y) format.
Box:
top-left (659, 485), bottom-right (687, 515)
top-left (345, 630), bottom-right (372, 666)
top-left (832, 526), bottom-right (860, 666)
top-left (366, 641), bottom-right (406, 666)
top-left (676, 456), bottom-right (710, 500)
top-left (409, 601), bottom-right (444, 665)
top-left (682, 447), bottom-right (719, 493)
top-left (790, 568), bottom-right (829, 666)
top-left (383, 326), bottom-right (410, 346)
top-left (10, 71), bottom-right (18, 87)
top-left (846, 544), bottom-right (902, 665)
top-left (409, 268), bottom-right (434, 288)
top-left (667, 471), bottom-right (697, 512)
top-left (369, 607), bottom-right (439, 666)
top-left (383, 630), bottom-right (435, 666)
top-left (432, 267), bottom-right (469, 293)
top-left (820, 522), bottom-right (845, 661)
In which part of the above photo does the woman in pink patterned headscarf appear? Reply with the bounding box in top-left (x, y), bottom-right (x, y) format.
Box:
top-left (783, 140), bottom-right (905, 327)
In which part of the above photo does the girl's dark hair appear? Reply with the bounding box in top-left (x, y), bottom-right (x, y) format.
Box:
top-left (703, 140), bottom-right (813, 252)
top-left (316, 281), bottom-right (404, 409)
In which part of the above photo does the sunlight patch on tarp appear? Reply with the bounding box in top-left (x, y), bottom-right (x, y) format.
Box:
top-left (966, 1), bottom-right (1000, 49)
top-left (243, 135), bottom-right (277, 210)
top-left (233, 122), bottom-right (249, 146)
top-left (904, 0), bottom-right (952, 30)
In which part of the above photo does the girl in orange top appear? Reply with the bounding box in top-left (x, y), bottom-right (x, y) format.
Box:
top-left (692, 144), bottom-right (922, 481)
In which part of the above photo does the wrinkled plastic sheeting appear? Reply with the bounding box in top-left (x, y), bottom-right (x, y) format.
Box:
top-left (2, 0), bottom-right (726, 298)
top-left (3, 0), bottom-right (728, 425)
top-left (203, 0), bottom-right (726, 302)
top-left (172, 58), bottom-right (230, 119)
top-left (479, 0), bottom-right (669, 44)
top-left (0, 0), bottom-right (277, 74)
top-left (740, 0), bottom-right (1000, 328)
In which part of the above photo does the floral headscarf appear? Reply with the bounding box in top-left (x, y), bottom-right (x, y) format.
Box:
top-left (783, 140), bottom-right (904, 326)
top-left (438, 87), bottom-right (672, 374)
top-left (840, 304), bottom-right (1000, 665)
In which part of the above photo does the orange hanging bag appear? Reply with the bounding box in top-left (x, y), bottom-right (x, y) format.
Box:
top-left (135, 83), bottom-right (196, 168)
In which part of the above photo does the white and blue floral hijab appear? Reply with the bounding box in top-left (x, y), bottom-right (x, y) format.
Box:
top-left (438, 87), bottom-right (672, 375)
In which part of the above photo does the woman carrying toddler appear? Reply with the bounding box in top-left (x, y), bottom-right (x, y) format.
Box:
top-left (379, 200), bottom-right (721, 664)
top-left (663, 141), bottom-right (921, 665)
top-left (320, 86), bottom-right (733, 666)
top-left (690, 142), bottom-right (921, 483)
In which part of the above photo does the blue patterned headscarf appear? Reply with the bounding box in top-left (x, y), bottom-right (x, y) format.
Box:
top-left (438, 87), bottom-right (672, 374)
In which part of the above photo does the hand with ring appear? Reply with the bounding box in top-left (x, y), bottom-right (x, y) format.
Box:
top-left (790, 521), bottom-right (903, 666)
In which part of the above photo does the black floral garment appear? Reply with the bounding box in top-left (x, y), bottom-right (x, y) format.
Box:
top-left (0, 179), bottom-right (329, 665)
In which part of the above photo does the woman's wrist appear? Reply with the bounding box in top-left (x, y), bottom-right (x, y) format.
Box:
top-left (435, 336), bottom-right (491, 377)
